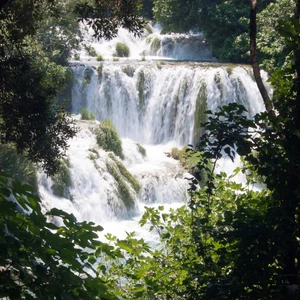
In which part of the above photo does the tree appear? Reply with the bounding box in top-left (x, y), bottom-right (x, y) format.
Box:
top-left (152, 0), bottom-right (275, 62)
top-left (0, 172), bottom-right (118, 299)
top-left (0, 1), bottom-right (145, 298)
top-left (75, 0), bottom-right (145, 40)
top-left (153, 0), bottom-right (200, 33)
top-left (0, 0), bottom-right (145, 175)
top-left (250, 0), bottom-right (273, 113)
top-left (141, 0), bottom-right (153, 19)
top-left (94, 1), bottom-right (300, 298)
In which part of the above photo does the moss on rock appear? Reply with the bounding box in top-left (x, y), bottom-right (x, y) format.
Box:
top-left (136, 143), bottom-right (146, 157)
top-left (106, 160), bottom-right (135, 209)
top-left (193, 81), bottom-right (207, 145)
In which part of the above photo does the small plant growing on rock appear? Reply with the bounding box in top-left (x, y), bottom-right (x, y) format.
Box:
top-left (115, 42), bottom-right (130, 57)
top-left (80, 107), bottom-right (96, 120)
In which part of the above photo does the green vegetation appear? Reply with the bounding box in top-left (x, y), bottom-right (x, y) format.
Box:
top-left (108, 153), bottom-right (140, 193)
top-left (136, 143), bottom-right (146, 157)
top-left (115, 42), bottom-right (130, 57)
top-left (193, 81), bottom-right (207, 145)
top-left (0, 2), bottom-right (77, 175)
top-left (256, 0), bottom-right (294, 72)
top-left (170, 146), bottom-right (210, 187)
top-left (106, 158), bottom-right (137, 209)
top-left (95, 119), bottom-right (124, 159)
top-left (0, 173), bottom-right (114, 299)
top-left (137, 70), bottom-right (149, 109)
top-left (153, 0), bottom-right (200, 33)
top-left (88, 148), bottom-right (100, 161)
top-left (80, 107), bottom-right (96, 120)
top-left (96, 54), bottom-right (104, 61)
top-left (141, 0), bottom-right (154, 19)
top-left (152, 0), bottom-right (283, 64)
top-left (122, 65), bottom-right (135, 77)
top-left (156, 60), bottom-right (166, 69)
top-left (51, 159), bottom-right (72, 198)
top-left (83, 67), bottom-right (94, 87)
top-left (84, 44), bottom-right (97, 57)
top-left (0, 144), bottom-right (38, 191)
top-left (150, 37), bottom-right (161, 53)
top-left (74, 53), bottom-right (80, 60)
top-left (3, 0), bottom-right (300, 299)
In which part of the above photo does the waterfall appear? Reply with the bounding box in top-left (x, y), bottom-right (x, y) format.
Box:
top-left (75, 23), bottom-right (216, 61)
top-left (39, 24), bottom-right (268, 239)
top-left (38, 60), bottom-right (267, 239)
top-left (71, 62), bottom-right (266, 146)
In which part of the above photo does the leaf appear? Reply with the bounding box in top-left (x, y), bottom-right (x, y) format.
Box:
top-left (117, 241), bottom-right (133, 253)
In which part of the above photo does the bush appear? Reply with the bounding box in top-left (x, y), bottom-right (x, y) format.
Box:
top-left (80, 107), bottom-right (96, 120)
top-left (95, 119), bottom-right (124, 159)
top-left (115, 42), bottom-right (130, 57)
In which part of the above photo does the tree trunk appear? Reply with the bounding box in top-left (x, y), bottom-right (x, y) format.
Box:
top-left (250, 0), bottom-right (273, 113)
top-left (295, 0), bottom-right (300, 116)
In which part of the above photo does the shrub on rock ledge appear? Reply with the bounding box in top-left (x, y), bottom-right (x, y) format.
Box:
top-left (95, 119), bottom-right (124, 159)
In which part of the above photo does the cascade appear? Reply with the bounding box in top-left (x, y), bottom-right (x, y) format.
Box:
top-left (39, 26), bottom-right (268, 239)
top-left (76, 23), bottom-right (216, 61)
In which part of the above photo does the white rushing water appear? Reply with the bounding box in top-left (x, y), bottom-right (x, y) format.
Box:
top-left (74, 22), bottom-right (216, 62)
top-left (39, 27), bottom-right (268, 240)
top-left (71, 62), bottom-right (266, 145)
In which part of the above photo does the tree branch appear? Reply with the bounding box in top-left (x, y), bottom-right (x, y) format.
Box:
top-left (250, 0), bottom-right (273, 113)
